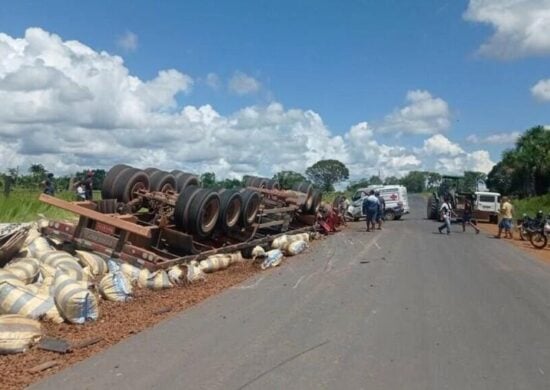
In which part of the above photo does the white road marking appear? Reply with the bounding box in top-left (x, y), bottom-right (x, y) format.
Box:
top-left (233, 276), bottom-right (265, 290)
top-left (292, 275), bottom-right (306, 289)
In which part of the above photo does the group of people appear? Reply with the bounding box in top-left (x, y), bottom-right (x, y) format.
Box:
top-left (75, 171), bottom-right (94, 200)
top-left (437, 195), bottom-right (514, 238)
top-left (41, 171), bottom-right (95, 201)
top-left (362, 190), bottom-right (386, 232)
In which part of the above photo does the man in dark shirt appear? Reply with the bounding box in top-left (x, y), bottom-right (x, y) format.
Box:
top-left (83, 171), bottom-right (94, 200)
top-left (462, 198), bottom-right (480, 234)
top-left (42, 173), bottom-right (55, 196)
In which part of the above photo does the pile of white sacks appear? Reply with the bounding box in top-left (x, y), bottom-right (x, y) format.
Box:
top-left (251, 232), bottom-right (311, 269)
top-left (0, 222), bottom-right (313, 354)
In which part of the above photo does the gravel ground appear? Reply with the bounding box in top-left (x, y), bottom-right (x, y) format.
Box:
top-left (0, 261), bottom-right (263, 390)
top-left (477, 222), bottom-right (550, 263)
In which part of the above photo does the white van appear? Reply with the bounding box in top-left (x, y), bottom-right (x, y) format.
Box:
top-left (347, 185), bottom-right (410, 220)
top-left (455, 191), bottom-right (500, 223)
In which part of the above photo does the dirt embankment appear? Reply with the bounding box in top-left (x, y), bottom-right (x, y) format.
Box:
top-left (477, 223), bottom-right (550, 264)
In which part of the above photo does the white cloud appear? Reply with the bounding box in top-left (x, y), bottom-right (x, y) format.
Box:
top-left (116, 31), bottom-right (138, 52)
top-left (466, 131), bottom-right (520, 144)
top-left (421, 134), bottom-right (464, 156)
top-left (464, 0), bottom-right (550, 59)
top-left (228, 71), bottom-right (261, 95)
top-left (436, 150), bottom-right (495, 174)
top-left (205, 73), bottom-right (220, 90)
top-left (531, 78), bottom-right (550, 101)
top-left (377, 90), bottom-right (451, 135)
top-left (0, 28), bottom-right (494, 181)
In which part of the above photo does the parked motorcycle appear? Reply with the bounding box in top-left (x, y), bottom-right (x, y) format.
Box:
top-left (529, 214), bottom-right (550, 249)
top-left (519, 211), bottom-right (544, 241)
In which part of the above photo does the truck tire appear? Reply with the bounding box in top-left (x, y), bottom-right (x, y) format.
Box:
top-left (171, 171), bottom-right (199, 192)
top-left (188, 189), bottom-right (220, 238)
top-left (149, 171), bottom-right (176, 193)
top-left (266, 179), bottom-right (280, 190)
top-left (292, 182), bottom-right (313, 211)
top-left (102, 164), bottom-right (131, 200)
top-left (144, 167), bottom-right (160, 175)
top-left (112, 169), bottom-right (149, 203)
top-left (217, 189), bottom-right (242, 231)
top-left (250, 177), bottom-right (268, 189)
top-left (174, 185), bottom-right (201, 228)
top-left (240, 189), bottom-right (261, 227)
top-left (308, 189), bottom-right (322, 214)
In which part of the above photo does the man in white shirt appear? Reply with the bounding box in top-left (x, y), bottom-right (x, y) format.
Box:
top-left (438, 197), bottom-right (452, 235)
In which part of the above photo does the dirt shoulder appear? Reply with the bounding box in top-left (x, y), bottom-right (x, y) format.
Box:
top-left (477, 222), bottom-right (550, 264)
top-left (0, 262), bottom-right (263, 390)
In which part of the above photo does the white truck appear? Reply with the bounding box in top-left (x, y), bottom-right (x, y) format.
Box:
top-left (347, 185), bottom-right (410, 221)
top-left (455, 191), bottom-right (501, 223)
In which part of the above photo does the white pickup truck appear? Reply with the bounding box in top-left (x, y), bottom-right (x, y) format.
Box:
top-left (347, 185), bottom-right (410, 221)
top-left (455, 191), bottom-right (501, 223)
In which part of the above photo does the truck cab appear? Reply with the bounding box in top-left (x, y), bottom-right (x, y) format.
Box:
top-left (347, 185), bottom-right (410, 221)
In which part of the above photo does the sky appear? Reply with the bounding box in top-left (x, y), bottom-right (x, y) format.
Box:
top-left (0, 0), bottom-right (549, 181)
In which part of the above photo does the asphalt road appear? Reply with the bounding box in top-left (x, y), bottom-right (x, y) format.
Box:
top-left (32, 195), bottom-right (550, 390)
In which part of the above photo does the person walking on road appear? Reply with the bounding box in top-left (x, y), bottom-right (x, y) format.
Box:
top-left (462, 198), bottom-right (480, 234)
top-left (495, 196), bottom-right (514, 239)
top-left (375, 190), bottom-right (385, 230)
top-left (438, 197), bottom-right (452, 235)
top-left (362, 190), bottom-right (379, 232)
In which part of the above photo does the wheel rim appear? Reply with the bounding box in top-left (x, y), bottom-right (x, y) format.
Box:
top-left (244, 194), bottom-right (260, 224)
top-left (200, 197), bottom-right (220, 233)
top-left (224, 197), bottom-right (242, 228)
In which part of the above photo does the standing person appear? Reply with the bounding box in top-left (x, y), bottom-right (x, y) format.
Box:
top-left (362, 190), bottom-right (379, 232)
top-left (42, 173), bottom-right (55, 196)
top-left (375, 190), bottom-right (385, 230)
top-left (495, 196), bottom-right (514, 239)
top-left (75, 183), bottom-right (86, 200)
top-left (462, 198), bottom-right (480, 234)
top-left (83, 171), bottom-right (94, 200)
top-left (438, 197), bottom-right (452, 235)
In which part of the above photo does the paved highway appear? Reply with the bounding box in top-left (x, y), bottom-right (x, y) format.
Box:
top-left (32, 195), bottom-right (550, 389)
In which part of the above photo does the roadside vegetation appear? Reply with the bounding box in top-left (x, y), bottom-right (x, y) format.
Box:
top-left (513, 194), bottom-right (550, 218)
top-left (0, 190), bottom-right (76, 222)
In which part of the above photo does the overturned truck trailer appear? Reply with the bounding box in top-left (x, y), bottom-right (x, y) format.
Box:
top-left (40, 166), bottom-right (324, 271)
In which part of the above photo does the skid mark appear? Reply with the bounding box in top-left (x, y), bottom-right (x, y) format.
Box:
top-left (233, 276), bottom-right (266, 290)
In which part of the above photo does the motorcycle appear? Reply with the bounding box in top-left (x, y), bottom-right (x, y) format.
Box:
top-left (518, 212), bottom-right (544, 241)
top-left (529, 215), bottom-right (550, 249)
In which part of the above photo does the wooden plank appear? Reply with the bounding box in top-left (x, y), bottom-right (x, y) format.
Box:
top-left (28, 360), bottom-right (59, 373)
top-left (39, 194), bottom-right (154, 238)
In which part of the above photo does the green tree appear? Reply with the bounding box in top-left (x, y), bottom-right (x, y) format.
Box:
top-left (272, 171), bottom-right (306, 190)
top-left (486, 161), bottom-right (514, 195)
top-left (305, 159), bottom-right (349, 192)
top-left (486, 126), bottom-right (550, 196)
top-left (346, 178), bottom-right (370, 193)
top-left (28, 164), bottom-right (47, 181)
top-left (426, 172), bottom-right (441, 190)
top-left (200, 172), bottom-right (217, 188)
top-left (369, 175), bottom-right (383, 185)
top-left (399, 171), bottom-right (427, 193)
top-left (218, 178), bottom-right (242, 189)
top-left (384, 176), bottom-right (400, 185)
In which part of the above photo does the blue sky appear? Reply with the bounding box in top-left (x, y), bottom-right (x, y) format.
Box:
top-left (0, 0), bottom-right (548, 179)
